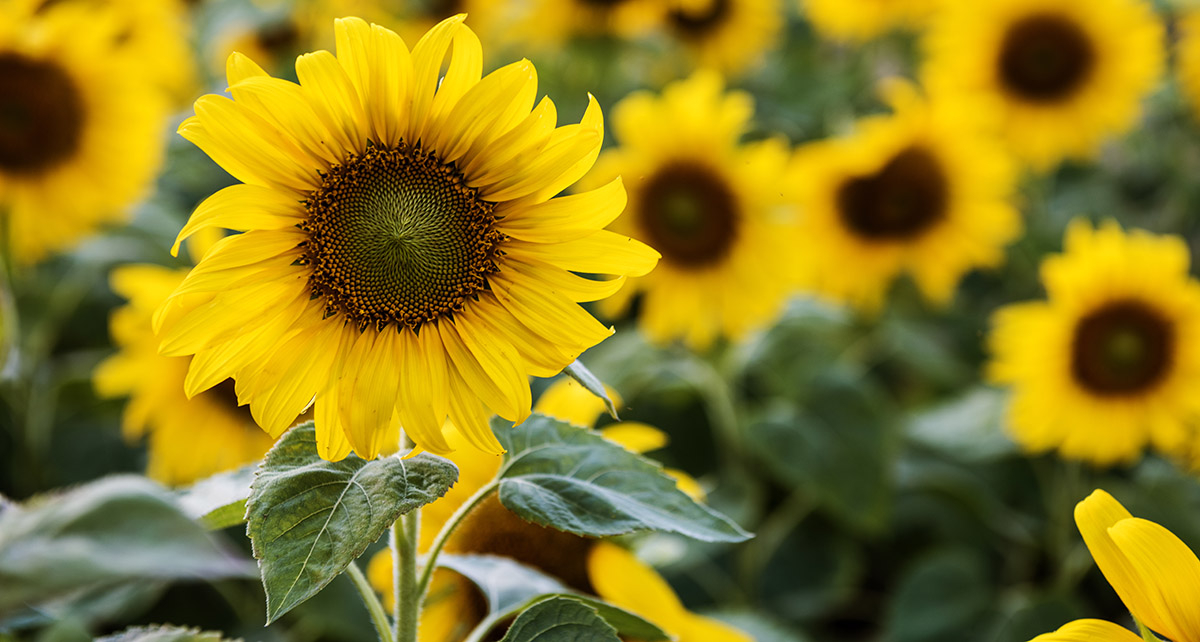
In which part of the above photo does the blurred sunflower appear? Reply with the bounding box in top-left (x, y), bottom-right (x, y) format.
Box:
top-left (988, 220), bottom-right (1200, 466)
top-left (1032, 489), bottom-right (1200, 642)
top-left (581, 71), bottom-right (798, 350)
top-left (518, 0), bottom-right (663, 46)
top-left (923, 0), bottom-right (1164, 170)
top-left (162, 16), bottom-right (658, 461)
top-left (1177, 9), bottom-right (1200, 122)
top-left (41, 0), bottom-right (198, 104)
top-left (802, 0), bottom-right (942, 42)
top-left (789, 83), bottom-right (1020, 312)
top-left (367, 398), bottom-right (743, 641)
top-left (0, 0), bottom-right (166, 264)
top-left (663, 0), bottom-right (784, 76)
top-left (94, 254), bottom-right (280, 486)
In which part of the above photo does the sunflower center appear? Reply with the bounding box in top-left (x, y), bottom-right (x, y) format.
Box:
top-left (998, 13), bottom-right (1094, 103)
top-left (300, 142), bottom-right (504, 330)
top-left (451, 496), bottom-right (595, 593)
top-left (638, 161), bottom-right (738, 267)
top-left (669, 0), bottom-right (730, 38)
top-left (836, 146), bottom-right (947, 241)
top-left (1071, 300), bottom-right (1173, 395)
top-left (255, 19), bottom-right (302, 56)
top-left (0, 53), bottom-right (85, 175)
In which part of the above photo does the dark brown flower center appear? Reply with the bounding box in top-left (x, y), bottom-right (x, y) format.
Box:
top-left (836, 146), bottom-right (947, 241)
top-left (300, 142), bottom-right (504, 331)
top-left (451, 495), bottom-right (595, 593)
top-left (638, 161), bottom-right (739, 268)
top-left (0, 53), bottom-right (85, 175)
top-left (1071, 300), bottom-right (1174, 395)
top-left (669, 0), bottom-right (730, 38)
top-left (255, 19), bottom-right (301, 56)
top-left (998, 13), bottom-right (1095, 103)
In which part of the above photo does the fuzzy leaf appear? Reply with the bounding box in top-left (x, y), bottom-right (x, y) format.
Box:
top-left (246, 421), bottom-right (458, 623)
top-left (499, 596), bottom-right (620, 642)
top-left (564, 360), bottom-right (619, 420)
top-left (493, 414), bottom-right (750, 541)
top-left (176, 466), bottom-right (257, 530)
top-left (97, 625), bottom-right (237, 642)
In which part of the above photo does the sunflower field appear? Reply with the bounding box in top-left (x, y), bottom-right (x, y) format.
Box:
top-left (4, 0), bottom-right (1200, 640)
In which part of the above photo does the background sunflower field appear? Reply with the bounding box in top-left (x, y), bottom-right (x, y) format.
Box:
top-left (4, 0), bottom-right (1200, 641)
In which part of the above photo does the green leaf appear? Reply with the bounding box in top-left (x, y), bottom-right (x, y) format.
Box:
top-left (498, 597), bottom-right (620, 642)
top-left (246, 421), bottom-right (458, 623)
top-left (493, 414), bottom-right (750, 542)
top-left (176, 466), bottom-right (257, 530)
top-left (439, 555), bottom-right (669, 641)
top-left (904, 387), bottom-right (1015, 462)
top-left (563, 360), bottom-right (619, 420)
top-left (0, 476), bottom-right (254, 614)
top-left (96, 625), bottom-right (236, 642)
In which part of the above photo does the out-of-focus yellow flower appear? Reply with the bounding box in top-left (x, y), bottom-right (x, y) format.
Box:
top-left (802, 0), bottom-right (943, 42)
top-left (923, 0), bottom-right (1164, 170)
top-left (581, 71), bottom-right (799, 350)
top-left (789, 82), bottom-right (1020, 312)
top-left (516, 0), bottom-right (664, 47)
top-left (94, 258), bottom-right (280, 486)
top-left (988, 220), bottom-right (1200, 466)
top-left (1030, 489), bottom-right (1200, 642)
top-left (0, 0), bottom-right (166, 264)
top-left (164, 16), bottom-right (657, 461)
top-left (662, 0), bottom-right (784, 76)
top-left (367, 390), bottom-right (739, 640)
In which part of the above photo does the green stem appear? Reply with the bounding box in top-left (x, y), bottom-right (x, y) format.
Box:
top-left (391, 508), bottom-right (421, 642)
top-left (414, 480), bottom-right (499, 601)
top-left (346, 562), bottom-right (393, 642)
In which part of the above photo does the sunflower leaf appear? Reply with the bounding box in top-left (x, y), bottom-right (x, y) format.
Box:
top-left (176, 465), bottom-right (257, 530)
top-left (499, 596), bottom-right (620, 642)
top-left (246, 421), bottom-right (458, 623)
top-left (0, 476), bottom-right (254, 615)
top-left (564, 359), bottom-right (619, 420)
top-left (493, 414), bottom-right (751, 542)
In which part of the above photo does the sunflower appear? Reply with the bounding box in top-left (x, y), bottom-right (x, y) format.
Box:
top-left (41, 0), bottom-right (198, 104)
top-left (923, 0), bottom-right (1164, 170)
top-left (580, 71), bottom-right (798, 350)
top-left (516, 0), bottom-right (664, 46)
top-left (0, 0), bottom-right (166, 264)
top-left (788, 82), bottom-right (1020, 312)
top-left (367, 413), bottom-right (746, 642)
top-left (94, 260), bottom-right (280, 486)
top-left (1031, 489), bottom-right (1200, 642)
top-left (802, 0), bottom-right (942, 42)
top-left (661, 0), bottom-right (784, 76)
top-left (988, 220), bottom-right (1200, 466)
top-left (162, 15), bottom-right (658, 461)
top-left (1177, 9), bottom-right (1200, 122)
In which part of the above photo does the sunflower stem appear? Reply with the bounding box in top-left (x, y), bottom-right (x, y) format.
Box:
top-left (414, 480), bottom-right (499, 601)
top-left (392, 508), bottom-right (421, 642)
top-left (346, 561), bottom-right (394, 642)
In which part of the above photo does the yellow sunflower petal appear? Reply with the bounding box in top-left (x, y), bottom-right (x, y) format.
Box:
top-left (1030, 619), bottom-right (1143, 642)
top-left (1107, 518), bottom-right (1200, 642)
top-left (587, 542), bottom-right (687, 634)
top-left (600, 422), bottom-right (667, 453)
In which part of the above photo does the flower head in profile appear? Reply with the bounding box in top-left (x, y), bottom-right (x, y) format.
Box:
top-left (789, 82), bottom-right (1020, 312)
top-left (988, 220), bottom-right (1200, 466)
top-left (161, 15), bottom-right (658, 461)
top-left (581, 70), bottom-right (799, 350)
top-left (923, 0), bottom-right (1164, 170)
top-left (0, 0), bottom-right (166, 264)
top-left (1031, 489), bottom-right (1200, 642)
top-left (94, 252), bottom-right (280, 486)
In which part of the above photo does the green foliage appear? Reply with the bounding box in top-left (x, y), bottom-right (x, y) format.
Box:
top-left (97, 626), bottom-right (235, 642)
top-left (439, 555), bottom-right (669, 641)
top-left (0, 476), bottom-right (253, 616)
top-left (175, 466), bottom-right (256, 530)
top-left (245, 422), bottom-right (457, 623)
top-left (497, 597), bottom-right (620, 642)
top-left (492, 413), bottom-right (750, 541)
top-left (563, 360), bottom-right (620, 420)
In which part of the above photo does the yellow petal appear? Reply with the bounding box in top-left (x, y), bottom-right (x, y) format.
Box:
top-left (1029, 619), bottom-right (1143, 642)
top-left (682, 613), bottom-right (753, 642)
top-left (295, 50), bottom-right (369, 156)
top-left (337, 330), bottom-right (401, 460)
top-left (505, 230), bottom-right (659, 277)
top-left (1108, 518), bottom-right (1200, 642)
top-left (496, 176), bottom-right (626, 243)
top-left (600, 422), bottom-right (667, 453)
top-left (396, 327), bottom-right (453, 455)
top-left (315, 387), bottom-right (353, 462)
top-left (462, 96), bottom-right (558, 181)
top-left (437, 315), bottom-right (530, 424)
top-left (171, 184), bottom-right (304, 256)
top-left (408, 15), bottom-right (468, 142)
top-left (586, 542), bottom-right (687, 636)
